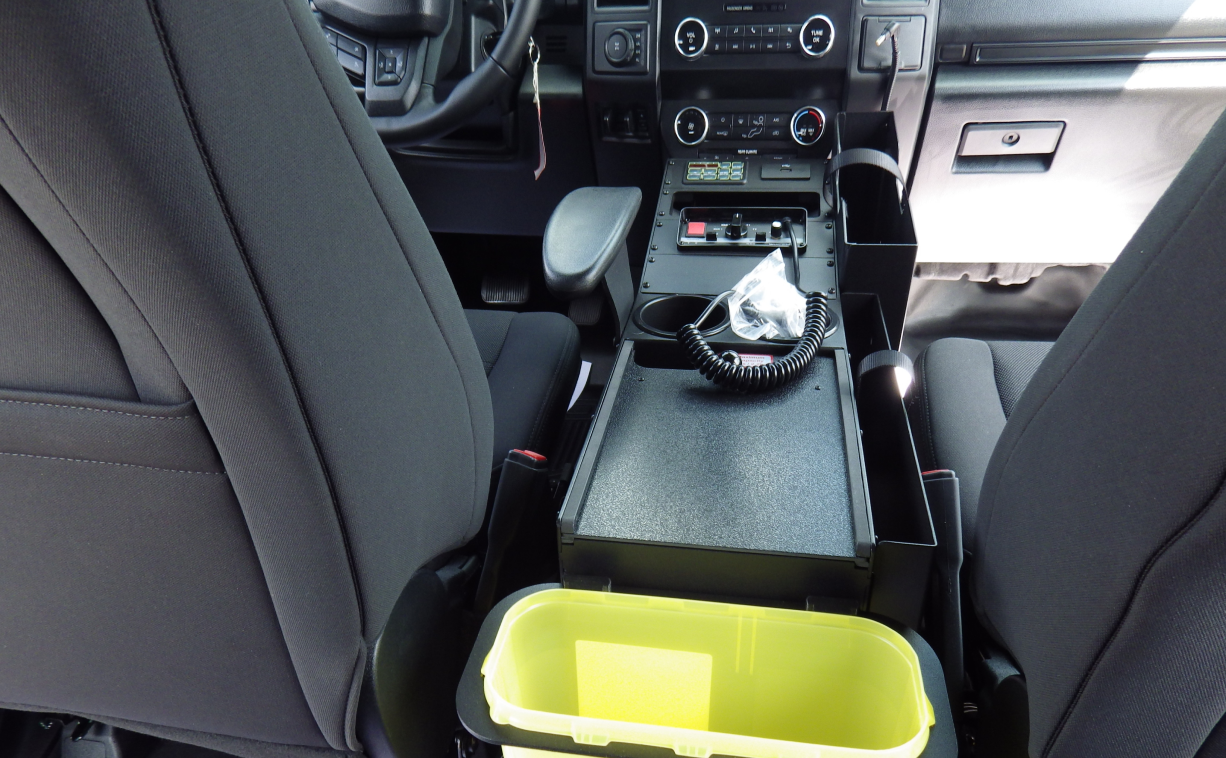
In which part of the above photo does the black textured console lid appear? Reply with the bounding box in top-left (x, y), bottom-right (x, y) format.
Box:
top-left (575, 354), bottom-right (857, 559)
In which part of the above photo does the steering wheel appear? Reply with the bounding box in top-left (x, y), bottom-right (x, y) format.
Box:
top-left (316, 0), bottom-right (542, 146)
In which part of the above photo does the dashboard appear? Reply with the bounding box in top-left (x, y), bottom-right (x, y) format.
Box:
top-left (583, 0), bottom-right (937, 167)
top-left (388, 0), bottom-right (1226, 267)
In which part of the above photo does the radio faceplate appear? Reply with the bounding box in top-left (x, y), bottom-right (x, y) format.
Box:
top-left (660, 0), bottom-right (852, 74)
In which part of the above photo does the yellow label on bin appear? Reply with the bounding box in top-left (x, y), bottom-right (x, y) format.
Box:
top-left (575, 641), bottom-right (713, 731)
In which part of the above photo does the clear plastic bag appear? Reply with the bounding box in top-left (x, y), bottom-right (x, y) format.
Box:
top-left (728, 250), bottom-right (805, 340)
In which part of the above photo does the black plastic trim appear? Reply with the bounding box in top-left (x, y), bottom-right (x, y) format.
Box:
top-left (970, 37), bottom-right (1226, 64)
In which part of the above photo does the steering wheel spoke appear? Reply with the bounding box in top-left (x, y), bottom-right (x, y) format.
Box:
top-left (316, 0), bottom-right (541, 147)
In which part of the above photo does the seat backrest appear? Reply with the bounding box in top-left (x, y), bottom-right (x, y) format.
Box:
top-left (0, 1), bottom-right (493, 755)
top-left (975, 110), bottom-right (1226, 757)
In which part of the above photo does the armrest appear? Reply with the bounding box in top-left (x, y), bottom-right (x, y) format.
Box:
top-left (542, 186), bottom-right (642, 299)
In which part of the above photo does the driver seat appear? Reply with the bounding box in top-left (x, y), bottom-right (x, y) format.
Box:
top-left (0, 1), bottom-right (576, 757)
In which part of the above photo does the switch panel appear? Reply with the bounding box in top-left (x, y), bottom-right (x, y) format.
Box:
top-left (600, 104), bottom-right (652, 140)
top-left (374, 43), bottom-right (408, 85)
top-left (859, 16), bottom-right (925, 71)
top-left (594, 22), bottom-right (650, 74)
top-left (677, 207), bottom-right (808, 250)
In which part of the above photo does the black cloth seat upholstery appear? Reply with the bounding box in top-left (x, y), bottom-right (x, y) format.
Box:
top-left (0, 2), bottom-right (579, 758)
top-left (6, 1), bottom-right (1226, 757)
top-left (911, 338), bottom-right (1053, 541)
top-left (911, 108), bottom-right (1226, 758)
top-left (465, 310), bottom-right (581, 467)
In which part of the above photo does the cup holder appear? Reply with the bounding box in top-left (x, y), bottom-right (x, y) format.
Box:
top-left (635, 294), bottom-right (730, 338)
top-left (764, 309), bottom-right (840, 342)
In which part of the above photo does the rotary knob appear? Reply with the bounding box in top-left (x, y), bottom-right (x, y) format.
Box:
top-left (726, 212), bottom-right (748, 240)
top-left (674, 107), bottom-right (709, 146)
top-left (791, 106), bottom-right (826, 146)
top-left (604, 29), bottom-right (635, 66)
top-left (799, 15), bottom-right (835, 58)
top-left (675, 18), bottom-right (708, 59)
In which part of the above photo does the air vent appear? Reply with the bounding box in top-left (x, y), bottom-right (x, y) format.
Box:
top-left (545, 35), bottom-right (568, 54)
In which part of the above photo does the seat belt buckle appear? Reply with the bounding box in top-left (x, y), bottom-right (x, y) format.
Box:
top-left (474, 449), bottom-right (551, 614)
top-left (510, 449), bottom-right (549, 468)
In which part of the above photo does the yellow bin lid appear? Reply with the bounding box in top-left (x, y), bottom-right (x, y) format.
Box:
top-left (483, 589), bottom-right (935, 758)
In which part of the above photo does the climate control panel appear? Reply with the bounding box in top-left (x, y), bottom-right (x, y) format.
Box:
top-left (673, 106), bottom-right (826, 147)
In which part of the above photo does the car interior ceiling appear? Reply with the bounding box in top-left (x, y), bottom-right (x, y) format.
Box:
top-left (2, 1), bottom-right (1226, 758)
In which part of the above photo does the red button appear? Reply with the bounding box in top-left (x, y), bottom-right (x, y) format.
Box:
top-left (686, 221), bottom-right (706, 237)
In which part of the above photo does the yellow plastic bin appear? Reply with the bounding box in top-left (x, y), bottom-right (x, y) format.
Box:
top-left (482, 589), bottom-right (935, 758)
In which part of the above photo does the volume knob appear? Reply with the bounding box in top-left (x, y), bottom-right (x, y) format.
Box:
top-left (675, 18), bottom-right (708, 59)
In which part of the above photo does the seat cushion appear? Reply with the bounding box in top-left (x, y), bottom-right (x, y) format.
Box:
top-left (466, 310), bottom-right (581, 468)
top-left (911, 338), bottom-right (1053, 542)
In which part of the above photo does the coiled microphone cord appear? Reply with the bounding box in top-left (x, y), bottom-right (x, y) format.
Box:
top-left (677, 290), bottom-right (830, 392)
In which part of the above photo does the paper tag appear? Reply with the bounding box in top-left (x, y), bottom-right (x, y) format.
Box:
top-left (529, 37), bottom-right (546, 180)
top-left (738, 353), bottom-right (774, 367)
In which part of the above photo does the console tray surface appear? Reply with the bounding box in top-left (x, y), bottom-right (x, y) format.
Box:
top-left (568, 343), bottom-right (866, 558)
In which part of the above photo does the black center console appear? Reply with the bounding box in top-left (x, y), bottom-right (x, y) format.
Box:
top-left (555, 108), bottom-right (936, 628)
top-left (567, 0), bottom-right (941, 633)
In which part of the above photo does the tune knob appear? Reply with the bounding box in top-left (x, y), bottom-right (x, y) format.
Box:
top-left (799, 15), bottom-right (835, 58)
top-left (791, 106), bottom-right (826, 146)
top-left (674, 107), bottom-right (709, 146)
top-left (675, 17), bottom-right (708, 59)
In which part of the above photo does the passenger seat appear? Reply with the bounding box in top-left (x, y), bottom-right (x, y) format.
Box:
top-left (910, 338), bottom-right (1053, 544)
